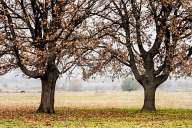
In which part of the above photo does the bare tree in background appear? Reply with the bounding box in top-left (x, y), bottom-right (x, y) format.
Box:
top-left (82, 0), bottom-right (192, 112)
top-left (0, 0), bottom-right (99, 113)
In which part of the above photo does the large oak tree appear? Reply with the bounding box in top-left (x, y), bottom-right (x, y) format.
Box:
top-left (0, 0), bottom-right (99, 113)
top-left (82, 0), bottom-right (192, 112)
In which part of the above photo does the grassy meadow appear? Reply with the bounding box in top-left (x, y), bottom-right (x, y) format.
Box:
top-left (0, 91), bottom-right (192, 127)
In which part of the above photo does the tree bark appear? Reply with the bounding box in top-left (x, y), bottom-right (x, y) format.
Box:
top-left (37, 71), bottom-right (59, 114)
top-left (141, 85), bottom-right (157, 112)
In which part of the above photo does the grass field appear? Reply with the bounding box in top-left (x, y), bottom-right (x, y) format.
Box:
top-left (0, 91), bottom-right (192, 127)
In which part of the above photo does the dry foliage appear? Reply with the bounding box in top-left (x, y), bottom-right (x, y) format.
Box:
top-left (0, 0), bottom-right (101, 77)
top-left (81, 0), bottom-right (192, 83)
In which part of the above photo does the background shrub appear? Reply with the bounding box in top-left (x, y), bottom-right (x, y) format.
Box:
top-left (121, 76), bottom-right (141, 91)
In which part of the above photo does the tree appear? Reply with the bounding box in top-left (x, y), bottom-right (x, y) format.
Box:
top-left (0, 0), bottom-right (98, 113)
top-left (82, 0), bottom-right (192, 112)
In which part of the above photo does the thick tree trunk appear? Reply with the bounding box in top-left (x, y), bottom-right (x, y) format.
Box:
top-left (141, 85), bottom-right (157, 112)
top-left (37, 71), bottom-right (59, 114)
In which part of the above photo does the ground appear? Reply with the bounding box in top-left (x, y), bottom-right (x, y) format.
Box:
top-left (0, 91), bottom-right (192, 127)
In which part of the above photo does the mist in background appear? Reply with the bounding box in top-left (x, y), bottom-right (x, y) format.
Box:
top-left (0, 70), bottom-right (192, 92)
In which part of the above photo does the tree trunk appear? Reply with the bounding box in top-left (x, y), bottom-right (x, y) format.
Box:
top-left (37, 71), bottom-right (59, 114)
top-left (141, 85), bottom-right (157, 112)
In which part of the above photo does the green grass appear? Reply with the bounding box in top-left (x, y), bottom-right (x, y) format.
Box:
top-left (0, 108), bottom-right (192, 128)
